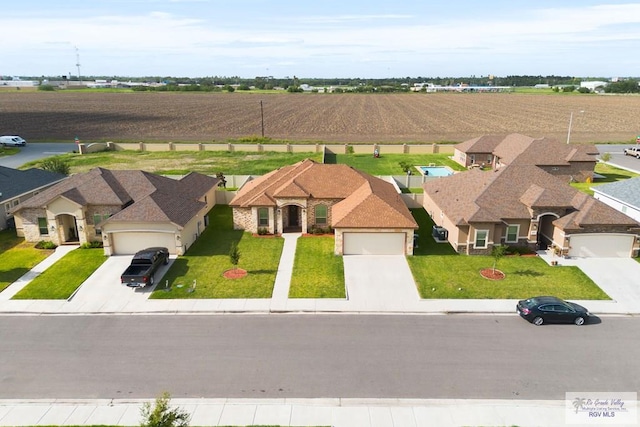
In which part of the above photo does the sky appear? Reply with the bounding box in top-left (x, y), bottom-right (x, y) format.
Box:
top-left (2, 0), bottom-right (640, 79)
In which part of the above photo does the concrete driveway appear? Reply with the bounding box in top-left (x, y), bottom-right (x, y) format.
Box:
top-left (67, 255), bottom-right (173, 312)
top-left (343, 255), bottom-right (420, 311)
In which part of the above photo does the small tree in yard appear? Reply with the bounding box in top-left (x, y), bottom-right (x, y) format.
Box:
top-left (229, 242), bottom-right (241, 272)
top-left (140, 392), bottom-right (190, 427)
top-left (491, 244), bottom-right (507, 274)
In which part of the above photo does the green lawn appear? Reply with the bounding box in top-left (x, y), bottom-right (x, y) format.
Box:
top-left (571, 162), bottom-right (639, 195)
top-left (21, 150), bottom-right (323, 175)
top-left (335, 153), bottom-right (465, 175)
top-left (151, 205), bottom-right (284, 298)
top-left (12, 248), bottom-right (107, 299)
top-left (289, 236), bottom-right (345, 298)
top-left (0, 229), bottom-right (53, 292)
top-left (407, 209), bottom-right (610, 300)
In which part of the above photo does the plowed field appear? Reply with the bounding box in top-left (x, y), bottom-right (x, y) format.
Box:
top-left (1, 92), bottom-right (639, 143)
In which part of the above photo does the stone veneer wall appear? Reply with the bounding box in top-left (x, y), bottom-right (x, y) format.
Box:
top-left (232, 207), bottom-right (253, 232)
top-left (17, 208), bottom-right (48, 242)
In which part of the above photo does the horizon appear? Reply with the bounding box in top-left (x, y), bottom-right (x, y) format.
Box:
top-left (2, 1), bottom-right (640, 78)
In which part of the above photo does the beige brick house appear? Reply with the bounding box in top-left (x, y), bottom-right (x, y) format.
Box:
top-left (453, 133), bottom-right (598, 183)
top-left (12, 167), bottom-right (219, 255)
top-left (230, 159), bottom-right (418, 255)
top-left (423, 160), bottom-right (639, 258)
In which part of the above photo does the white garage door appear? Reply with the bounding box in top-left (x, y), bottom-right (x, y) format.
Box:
top-left (568, 234), bottom-right (634, 258)
top-left (111, 232), bottom-right (176, 255)
top-left (343, 232), bottom-right (405, 255)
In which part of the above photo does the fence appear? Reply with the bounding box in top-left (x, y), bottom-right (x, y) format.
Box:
top-left (79, 141), bottom-right (455, 155)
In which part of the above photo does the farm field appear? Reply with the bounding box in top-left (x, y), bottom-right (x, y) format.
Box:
top-left (1, 92), bottom-right (640, 144)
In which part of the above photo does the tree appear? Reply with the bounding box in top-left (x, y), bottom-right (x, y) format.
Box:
top-left (215, 172), bottom-right (227, 188)
top-left (491, 244), bottom-right (507, 274)
top-left (398, 161), bottom-right (412, 174)
top-left (229, 242), bottom-right (240, 272)
top-left (40, 158), bottom-right (70, 175)
top-left (140, 392), bottom-right (190, 427)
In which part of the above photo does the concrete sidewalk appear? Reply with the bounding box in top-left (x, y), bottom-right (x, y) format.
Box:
top-left (0, 398), bottom-right (573, 427)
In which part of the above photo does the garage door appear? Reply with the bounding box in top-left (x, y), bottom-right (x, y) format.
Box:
top-left (111, 232), bottom-right (176, 255)
top-left (568, 234), bottom-right (634, 258)
top-left (343, 232), bottom-right (405, 255)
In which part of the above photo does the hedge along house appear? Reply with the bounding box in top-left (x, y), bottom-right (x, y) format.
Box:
top-left (11, 168), bottom-right (219, 255)
top-left (230, 159), bottom-right (418, 255)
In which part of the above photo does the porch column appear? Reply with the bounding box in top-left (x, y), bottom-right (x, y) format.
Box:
top-left (301, 208), bottom-right (308, 234)
top-left (276, 208), bottom-right (283, 235)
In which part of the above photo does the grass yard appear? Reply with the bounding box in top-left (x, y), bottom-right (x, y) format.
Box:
top-left (151, 205), bottom-right (284, 299)
top-left (21, 150), bottom-right (323, 176)
top-left (407, 209), bottom-right (610, 300)
top-left (571, 162), bottom-right (639, 195)
top-left (334, 153), bottom-right (465, 175)
top-left (12, 248), bottom-right (106, 299)
top-left (0, 229), bottom-right (53, 292)
top-left (289, 236), bottom-right (345, 298)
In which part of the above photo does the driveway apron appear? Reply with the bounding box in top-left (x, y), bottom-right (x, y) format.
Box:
top-left (572, 258), bottom-right (640, 310)
top-left (343, 255), bottom-right (420, 311)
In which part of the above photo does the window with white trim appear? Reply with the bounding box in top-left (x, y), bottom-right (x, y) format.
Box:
top-left (258, 208), bottom-right (269, 227)
top-left (38, 217), bottom-right (48, 236)
top-left (505, 225), bottom-right (519, 243)
top-left (474, 230), bottom-right (488, 248)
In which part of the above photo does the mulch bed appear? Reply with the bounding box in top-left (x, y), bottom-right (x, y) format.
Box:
top-left (223, 268), bottom-right (247, 279)
top-left (480, 268), bottom-right (505, 280)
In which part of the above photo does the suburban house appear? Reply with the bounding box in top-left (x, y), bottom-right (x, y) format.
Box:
top-left (230, 159), bottom-right (418, 255)
top-left (11, 167), bottom-right (219, 255)
top-left (425, 137), bottom-right (639, 258)
top-left (592, 177), bottom-right (640, 223)
top-left (453, 133), bottom-right (598, 183)
top-left (0, 166), bottom-right (67, 231)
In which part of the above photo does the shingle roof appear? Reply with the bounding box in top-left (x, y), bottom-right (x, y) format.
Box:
top-left (423, 163), bottom-right (638, 229)
top-left (0, 166), bottom-right (67, 202)
top-left (231, 159), bottom-right (417, 229)
top-left (454, 134), bottom-right (505, 154)
top-left (15, 168), bottom-right (219, 228)
top-left (592, 176), bottom-right (640, 209)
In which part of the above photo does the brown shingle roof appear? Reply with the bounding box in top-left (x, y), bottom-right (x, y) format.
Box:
top-left (231, 159), bottom-right (417, 229)
top-left (454, 134), bottom-right (505, 153)
top-left (424, 163), bottom-right (638, 230)
top-left (16, 167), bottom-right (219, 228)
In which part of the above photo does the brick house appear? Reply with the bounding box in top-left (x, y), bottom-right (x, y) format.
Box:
top-left (423, 162), bottom-right (639, 258)
top-left (12, 167), bottom-right (219, 255)
top-left (230, 159), bottom-right (418, 255)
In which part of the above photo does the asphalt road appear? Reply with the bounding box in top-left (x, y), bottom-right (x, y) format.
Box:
top-left (596, 143), bottom-right (640, 172)
top-left (0, 142), bottom-right (77, 168)
top-left (1, 314), bottom-right (638, 400)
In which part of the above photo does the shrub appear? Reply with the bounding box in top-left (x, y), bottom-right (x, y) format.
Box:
top-left (80, 241), bottom-right (103, 249)
top-left (40, 157), bottom-right (70, 175)
top-left (257, 227), bottom-right (268, 235)
top-left (35, 241), bottom-right (57, 250)
top-left (38, 84), bottom-right (56, 91)
top-left (140, 392), bottom-right (190, 427)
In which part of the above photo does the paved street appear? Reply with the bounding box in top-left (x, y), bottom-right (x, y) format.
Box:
top-left (0, 142), bottom-right (77, 168)
top-left (1, 314), bottom-right (639, 400)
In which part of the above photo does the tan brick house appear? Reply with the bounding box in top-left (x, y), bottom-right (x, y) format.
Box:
top-left (230, 159), bottom-right (418, 255)
top-left (12, 167), bottom-right (219, 255)
top-left (423, 163), bottom-right (639, 258)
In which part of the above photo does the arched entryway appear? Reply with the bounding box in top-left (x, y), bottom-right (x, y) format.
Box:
top-left (536, 213), bottom-right (559, 250)
top-left (283, 205), bottom-right (302, 232)
top-left (55, 214), bottom-right (79, 243)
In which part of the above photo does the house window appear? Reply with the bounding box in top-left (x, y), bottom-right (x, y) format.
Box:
top-left (315, 204), bottom-right (327, 225)
top-left (474, 230), bottom-right (488, 249)
top-left (258, 208), bottom-right (269, 227)
top-left (506, 225), bottom-right (519, 243)
top-left (93, 213), bottom-right (111, 235)
top-left (38, 217), bottom-right (48, 235)
top-left (4, 203), bottom-right (10, 215)
top-left (12, 200), bottom-right (19, 207)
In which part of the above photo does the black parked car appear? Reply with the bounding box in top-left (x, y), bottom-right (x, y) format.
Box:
top-left (516, 296), bottom-right (590, 326)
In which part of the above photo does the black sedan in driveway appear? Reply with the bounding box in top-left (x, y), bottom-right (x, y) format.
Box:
top-left (516, 296), bottom-right (590, 326)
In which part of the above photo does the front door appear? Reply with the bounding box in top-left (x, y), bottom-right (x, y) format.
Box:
top-left (288, 205), bottom-right (299, 227)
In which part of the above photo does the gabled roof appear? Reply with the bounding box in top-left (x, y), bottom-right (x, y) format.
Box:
top-left (454, 134), bottom-right (504, 154)
top-left (15, 168), bottom-right (219, 228)
top-left (456, 133), bottom-right (599, 168)
top-left (231, 159), bottom-right (417, 229)
top-left (423, 163), bottom-right (638, 229)
top-left (592, 176), bottom-right (640, 209)
top-left (0, 166), bottom-right (67, 202)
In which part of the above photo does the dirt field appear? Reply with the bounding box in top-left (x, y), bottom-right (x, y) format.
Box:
top-left (1, 91), bottom-right (639, 144)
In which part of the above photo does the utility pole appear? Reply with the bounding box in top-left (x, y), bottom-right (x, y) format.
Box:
top-left (260, 100), bottom-right (265, 138)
